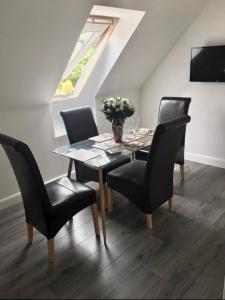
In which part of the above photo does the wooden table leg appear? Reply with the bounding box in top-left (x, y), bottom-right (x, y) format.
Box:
top-left (98, 169), bottom-right (106, 244)
top-left (104, 184), bottom-right (108, 211)
top-left (107, 187), bottom-right (113, 213)
top-left (68, 158), bottom-right (74, 222)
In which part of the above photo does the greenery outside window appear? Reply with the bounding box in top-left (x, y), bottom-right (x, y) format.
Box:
top-left (54, 16), bottom-right (117, 98)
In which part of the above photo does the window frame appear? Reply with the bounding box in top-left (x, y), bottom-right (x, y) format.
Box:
top-left (54, 15), bottom-right (119, 99)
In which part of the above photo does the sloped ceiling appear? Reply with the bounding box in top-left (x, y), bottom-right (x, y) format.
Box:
top-left (98, 0), bottom-right (209, 95)
top-left (0, 0), bottom-right (104, 110)
top-left (0, 0), bottom-right (208, 111)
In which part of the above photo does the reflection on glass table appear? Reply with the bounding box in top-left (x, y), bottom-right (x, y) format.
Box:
top-left (52, 132), bottom-right (153, 168)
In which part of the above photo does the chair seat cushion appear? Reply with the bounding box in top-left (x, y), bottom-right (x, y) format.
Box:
top-left (76, 156), bottom-right (131, 183)
top-left (45, 177), bottom-right (96, 239)
top-left (107, 160), bottom-right (147, 212)
top-left (45, 177), bottom-right (96, 216)
top-left (135, 146), bottom-right (150, 161)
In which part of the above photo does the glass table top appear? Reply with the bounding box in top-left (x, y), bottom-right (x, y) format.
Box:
top-left (52, 132), bottom-right (153, 169)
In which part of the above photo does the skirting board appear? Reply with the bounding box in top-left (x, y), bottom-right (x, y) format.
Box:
top-left (0, 192), bottom-right (22, 211)
top-left (0, 172), bottom-right (72, 212)
top-left (185, 152), bottom-right (225, 169)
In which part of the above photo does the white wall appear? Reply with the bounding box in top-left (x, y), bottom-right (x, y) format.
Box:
top-left (0, 0), bottom-right (100, 110)
top-left (0, 105), bottom-right (70, 206)
top-left (141, 0), bottom-right (225, 168)
top-left (99, 0), bottom-right (207, 95)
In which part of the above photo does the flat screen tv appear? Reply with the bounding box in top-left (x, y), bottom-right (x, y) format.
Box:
top-left (190, 45), bottom-right (225, 82)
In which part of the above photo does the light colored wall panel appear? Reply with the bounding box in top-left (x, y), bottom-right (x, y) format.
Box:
top-left (141, 0), bottom-right (225, 168)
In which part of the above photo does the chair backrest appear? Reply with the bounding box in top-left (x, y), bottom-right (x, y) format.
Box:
top-left (158, 97), bottom-right (191, 165)
top-left (144, 115), bottom-right (191, 212)
top-left (60, 107), bottom-right (98, 144)
top-left (158, 97), bottom-right (191, 123)
top-left (0, 134), bottom-right (49, 234)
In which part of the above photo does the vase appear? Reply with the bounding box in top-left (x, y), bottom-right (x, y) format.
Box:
top-left (112, 125), bottom-right (123, 143)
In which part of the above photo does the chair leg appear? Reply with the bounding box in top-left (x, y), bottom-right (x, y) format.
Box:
top-left (27, 223), bottom-right (33, 244)
top-left (91, 203), bottom-right (100, 237)
top-left (168, 198), bottom-right (173, 212)
top-left (146, 214), bottom-right (153, 230)
top-left (107, 187), bottom-right (113, 213)
top-left (180, 164), bottom-right (184, 179)
top-left (67, 158), bottom-right (73, 178)
top-left (99, 170), bottom-right (107, 244)
top-left (47, 239), bottom-right (54, 263)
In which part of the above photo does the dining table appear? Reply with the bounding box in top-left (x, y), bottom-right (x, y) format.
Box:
top-left (52, 129), bottom-right (154, 244)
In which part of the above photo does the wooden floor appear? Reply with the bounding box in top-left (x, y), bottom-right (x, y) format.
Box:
top-left (0, 161), bottom-right (225, 299)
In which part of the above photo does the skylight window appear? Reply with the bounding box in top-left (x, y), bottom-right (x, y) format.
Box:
top-left (54, 16), bottom-right (117, 98)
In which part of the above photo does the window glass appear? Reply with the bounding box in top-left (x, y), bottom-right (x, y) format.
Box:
top-left (54, 17), bottom-right (115, 98)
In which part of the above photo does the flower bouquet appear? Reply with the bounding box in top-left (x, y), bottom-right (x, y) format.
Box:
top-left (101, 97), bottom-right (135, 142)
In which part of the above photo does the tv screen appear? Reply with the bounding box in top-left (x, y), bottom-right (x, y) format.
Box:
top-left (190, 45), bottom-right (225, 82)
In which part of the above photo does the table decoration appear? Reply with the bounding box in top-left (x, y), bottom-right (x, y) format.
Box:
top-left (101, 97), bottom-right (135, 143)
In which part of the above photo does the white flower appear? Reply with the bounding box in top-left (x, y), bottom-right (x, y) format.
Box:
top-left (116, 108), bottom-right (120, 112)
top-left (107, 109), bottom-right (111, 113)
top-left (107, 102), bottom-right (112, 107)
top-left (123, 98), bottom-right (129, 104)
top-left (112, 103), bottom-right (116, 108)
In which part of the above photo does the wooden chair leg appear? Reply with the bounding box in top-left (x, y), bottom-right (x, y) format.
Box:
top-left (91, 203), bottom-right (100, 237)
top-left (47, 239), bottom-right (54, 263)
top-left (146, 214), bottom-right (153, 230)
top-left (107, 187), bottom-right (113, 213)
top-left (27, 223), bottom-right (33, 244)
top-left (168, 198), bottom-right (173, 212)
top-left (180, 164), bottom-right (184, 179)
top-left (67, 158), bottom-right (73, 178)
top-left (99, 170), bottom-right (107, 244)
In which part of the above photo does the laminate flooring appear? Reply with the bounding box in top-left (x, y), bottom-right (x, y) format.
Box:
top-left (0, 161), bottom-right (225, 299)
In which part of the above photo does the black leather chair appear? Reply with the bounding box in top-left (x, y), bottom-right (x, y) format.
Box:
top-left (60, 107), bottom-right (131, 205)
top-left (107, 115), bottom-right (191, 230)
top-left (0, 134), bottom-right (100, 263)
top-left (136, 97), bottom-right (191, 178)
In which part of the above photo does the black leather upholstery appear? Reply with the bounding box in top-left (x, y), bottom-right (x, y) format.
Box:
top-left (107, 160), bottom-right (146, 212)
top-left (136, 97), bottom-right (191, 165)
top-left (0, 134), bottom-right (96, 239)
top-left (107, 115), bottom-right (191, 215)
top-left (60, 107), bottom-right (130, 183)
top-left (60, 107), bottom-right (98, 144)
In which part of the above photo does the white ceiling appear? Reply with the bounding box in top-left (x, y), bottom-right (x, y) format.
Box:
top-left (98, 0), bottom-right (209, 95)
top-left (0, 0), bottom-right (208, 110)
top-left (0, 0), bottom-right (104, 110)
